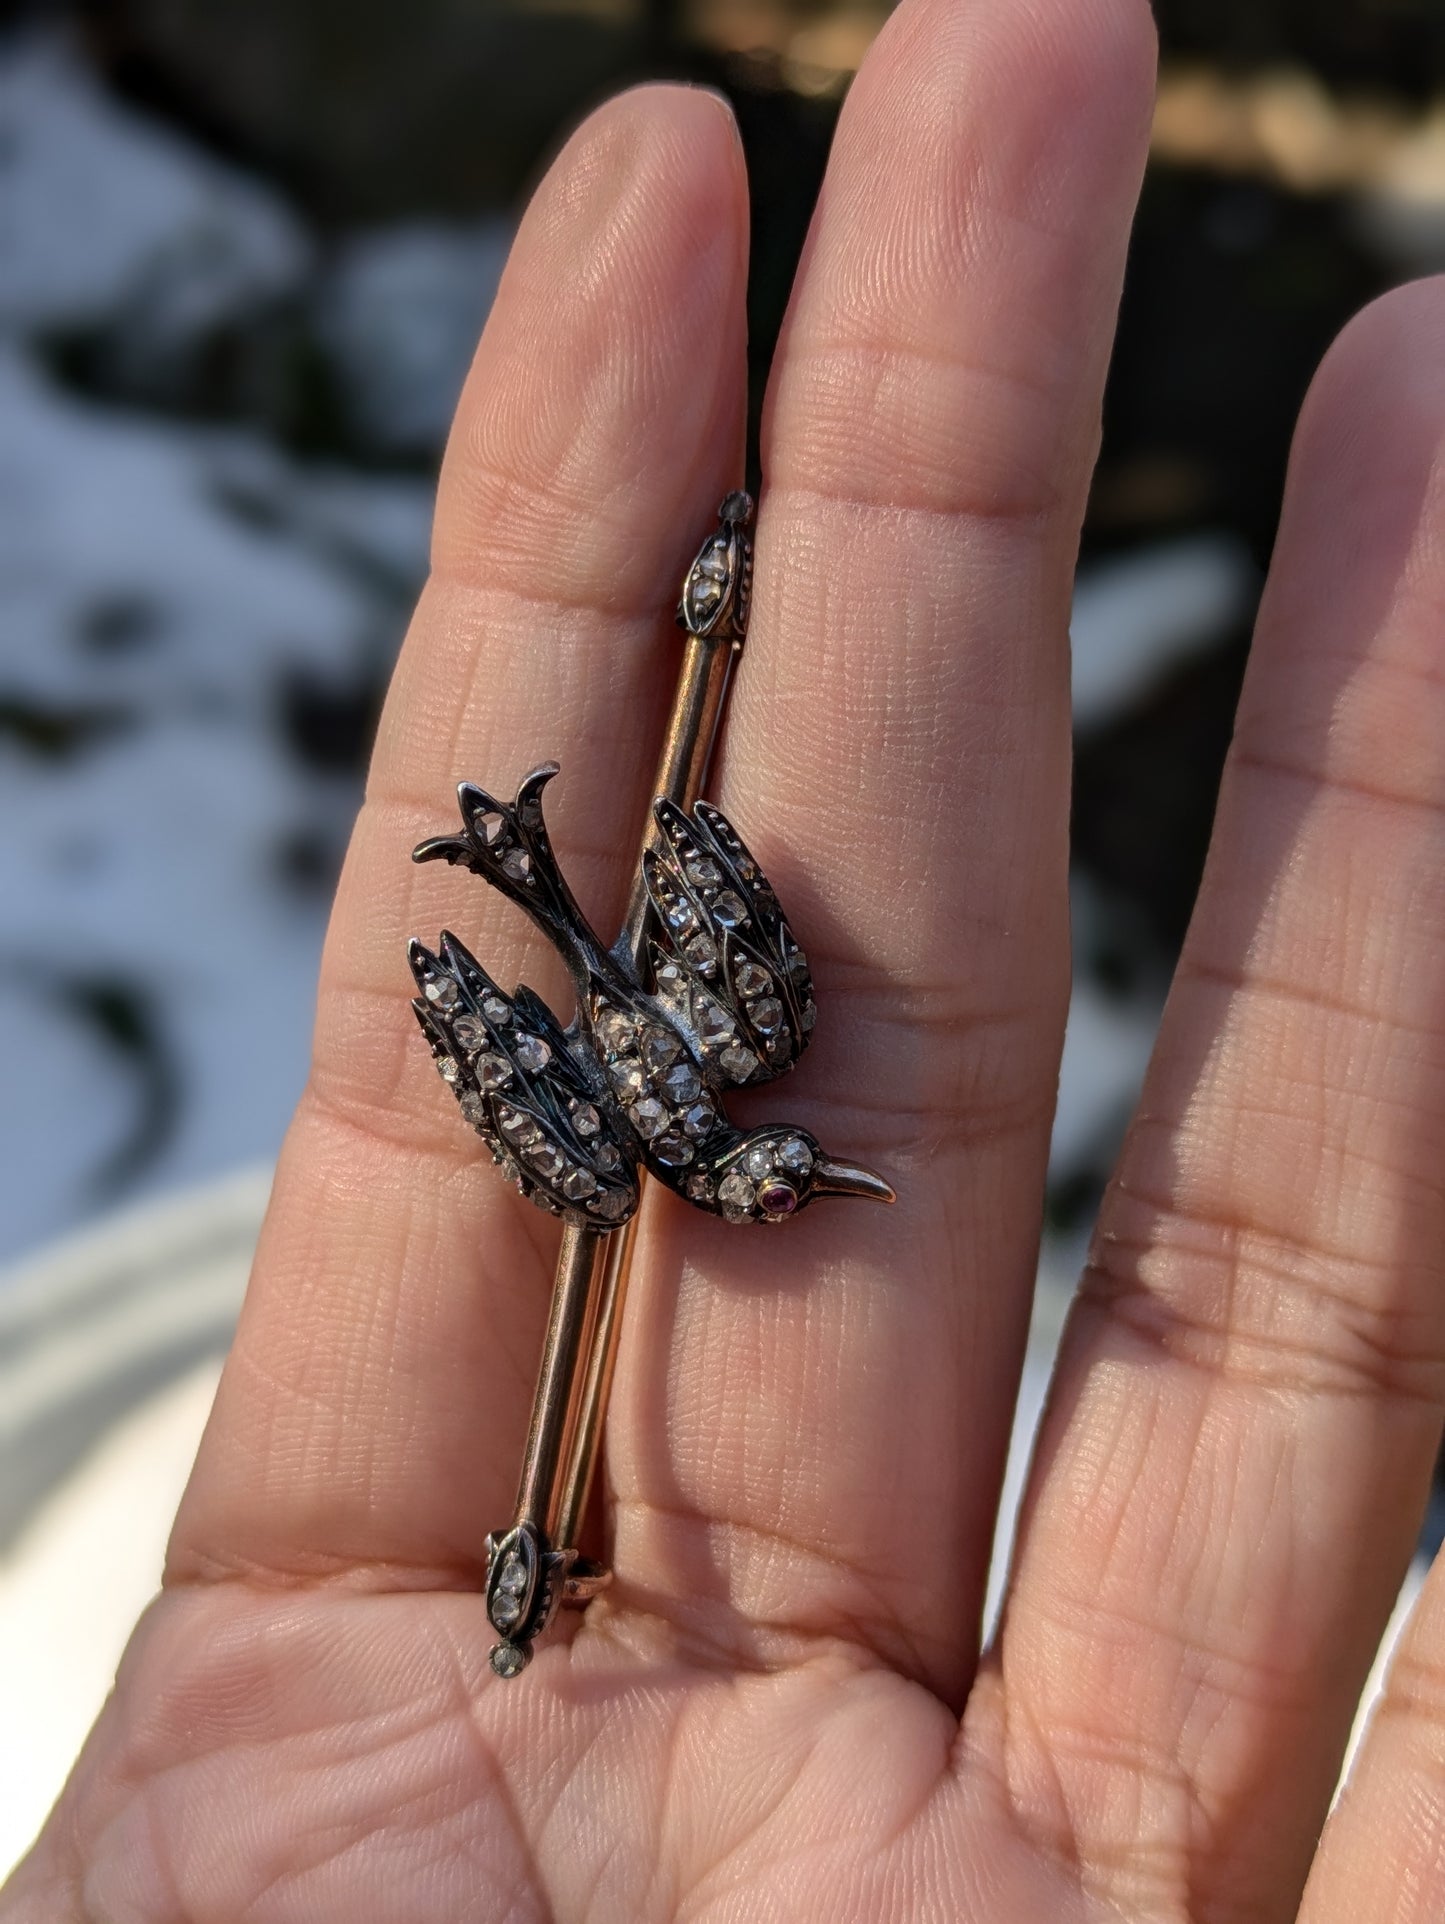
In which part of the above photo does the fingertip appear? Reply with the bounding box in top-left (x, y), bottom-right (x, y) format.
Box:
top-left (520, 80), bottom-right (746, 291)
top-left (1291, 276), bottom-right (1445, 482)
top-left (431, 79), bottom-right (749, 596)
top-left (1266, 276), bottom-right (1445, 642)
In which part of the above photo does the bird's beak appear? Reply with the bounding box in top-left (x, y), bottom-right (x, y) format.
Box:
top-left (813, 1159), bottom-right (896, 1205)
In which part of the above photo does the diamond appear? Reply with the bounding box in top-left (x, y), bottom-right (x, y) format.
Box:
top-left (592, 1188), bottom-right (631, 1221)
top-left (654, 963), bottom-right (686, 1001)
top-left (766, 1034), bottom-right (791, 1062)
top-left (745, 1143), bottom-right (776, 1179)
top-left (518, 795), bottom-right (542, 827)
top-left (684, 933), bottom-right (716, 971)
top-left (452, 1014), bottom-right (487, 1050)
top-left (680, 1099), bottom-right (715, 1139)
top-left (596, 1143), bottom-right (622, 1173)
top-left (475, 810), bottom-right (507, 845)
top-left (459, 1091), bottom-right (486, 1124)
top-left (609, 1058), bottom-right (645, 1100)
top-left (665, 898), bottom-right (695, 934)
top-left (570, 1102), bottom-right (600, 1138)
top-left (719, 1044), bottom-right (760, 1081)
top-left (436, 1055), bottom-right (460, 1084)
top-left (748, 997), bottom-right (784, 1034)
top-left (501, 848), bottom-right (532, 883)
top-left (497, 1555), bottom-right (528, 1594)
top-left (685, 858), bottom-right (722, 890)
top-left (652, 1131), bottom-right (694, 1166)
top-left (757, 1178), bottom-right (799, 1218)
top-left (482, 994), bottom-right (510, 1026)
top-left (424, 975), bottom-right (459, 1010)
top-left (788, 948), bottom-right (810, 981)
top-left (514, 1033), bottom-right (552, 1074)
top-left (562, 1165), bottom-right (597, 1200)
top-left (596, 1007), bottom-right (634, 1054)
top-left (490, 1593), bottom-right (521, 1629)
top-left (712, 891), bottom-right (748, 928)
top-left (498, 1106), bottom-right (538, 1145)
top-left (528, 1141), bottom-right (565, 1179)
top-left (476, 1052), bottom-right (511, 1089)
top-left (800, 1000), bottom-right (817, 1032)
top-left (661, 1061), bottom-right (701, 1105)
top-left (778, 1136), bottom-right (813, 1175)
top-left (642, 1027), bottom-right (682, 1072)
top-left (489, 1642), bottom-right (528, 1679)
top-left (718, 1170), bottom-right (755, 1214)
top-left (629, 1097), bottom-right (668, 1140)
top-left (735, 962), bottom-right (771, 999)
top-left (695, 1000), bottom-right (733, 1046)
top-left (686, 1172), bottom-right (714, 1202)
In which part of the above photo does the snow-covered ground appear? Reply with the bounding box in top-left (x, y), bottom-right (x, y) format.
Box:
top-left (0, 31), bottom-right (1254, 1271)
top-left (0, 36), bottom-right (496, 1265)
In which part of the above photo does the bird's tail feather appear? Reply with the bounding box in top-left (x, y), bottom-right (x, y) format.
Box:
top-left (412, 762), bottom-right (608, 988)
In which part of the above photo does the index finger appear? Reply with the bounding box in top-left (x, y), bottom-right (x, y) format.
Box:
top-left (169, 85), bottom-right (750, 1588)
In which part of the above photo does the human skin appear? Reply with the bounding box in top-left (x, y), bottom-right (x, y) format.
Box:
top-left (10, 0), bottom-right (1445, 1916)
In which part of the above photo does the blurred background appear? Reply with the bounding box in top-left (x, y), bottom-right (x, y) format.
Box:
top-left (3, 0), bottom-right (1445, 1874)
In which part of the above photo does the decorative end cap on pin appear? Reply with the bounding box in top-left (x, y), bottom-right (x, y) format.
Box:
top-left (677, 491), bottom-right (754, 643)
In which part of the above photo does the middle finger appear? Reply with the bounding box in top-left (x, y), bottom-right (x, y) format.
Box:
top-left (606, 0), bottom-right (1156, 1705)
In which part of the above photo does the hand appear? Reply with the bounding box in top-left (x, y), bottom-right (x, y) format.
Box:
top-left (9, 1), bottom-right (1445, 1917)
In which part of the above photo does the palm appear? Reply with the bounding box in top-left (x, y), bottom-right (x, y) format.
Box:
top-left (12, 0), bottom-right (1445, 1918)
top-left (19, 1582), bottom-right (1201, 1920)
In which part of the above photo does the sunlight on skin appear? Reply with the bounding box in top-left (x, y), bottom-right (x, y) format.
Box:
top-left (11, 0), bottom-right (1445, 1918)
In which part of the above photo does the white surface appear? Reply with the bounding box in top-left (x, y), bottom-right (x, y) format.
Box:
top-left (0, 1164), bottom-right (265, 1540)
top-left (0, 1361), bottom-right (222, 1879)
top-left (0, 1167), bottom-right (265, 1878)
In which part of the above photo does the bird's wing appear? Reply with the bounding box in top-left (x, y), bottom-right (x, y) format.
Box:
top-left (408, 932), bottom-right (638, 1228)
top-left (644, 798), bottom-right (817, 1088)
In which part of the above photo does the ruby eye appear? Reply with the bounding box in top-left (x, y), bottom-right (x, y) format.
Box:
top-left (756, 1179), bottom-right (799, 1218)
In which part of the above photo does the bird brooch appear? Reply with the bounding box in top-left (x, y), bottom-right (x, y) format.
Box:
top-left (407, 765), bottom-right (894, 1227)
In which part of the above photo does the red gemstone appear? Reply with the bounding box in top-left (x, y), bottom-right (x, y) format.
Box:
top-left (757, 1179), bottom-right (798, 1217)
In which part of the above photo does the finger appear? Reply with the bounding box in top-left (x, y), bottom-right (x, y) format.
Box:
top-left (989, 280), bottom-right (1445, 1920)
top-left (604, 0), bottom-right (1155, 1701)
top-left (169, 86), bottom-right (749, 1585)
top-left (1302, 1555), bottom-right (1445, 1924)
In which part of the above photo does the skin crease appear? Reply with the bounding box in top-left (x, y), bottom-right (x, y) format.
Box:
top-left (11, 0), bottom-right (1445, 1915)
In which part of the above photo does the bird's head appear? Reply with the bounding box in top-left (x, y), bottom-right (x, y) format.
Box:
top-left (716, 1128), bottom-right (895, 1223)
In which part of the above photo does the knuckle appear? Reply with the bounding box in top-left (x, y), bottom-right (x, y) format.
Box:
top-left (1080, 1185), bottom-right (1445, 1410)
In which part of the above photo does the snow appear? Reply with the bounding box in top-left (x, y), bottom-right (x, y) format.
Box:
top-left (318, 221), bottom-right (512, 452)
top-left (0, 348), bottom-right (431, 1264)
top-left (0, 36), bottom-right (309, 347)
top-left (1071, 532), bottom-right (1256, 729)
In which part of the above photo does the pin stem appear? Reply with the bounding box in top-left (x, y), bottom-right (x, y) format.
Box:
top-left (496, 496), bottom-right (752, 1667)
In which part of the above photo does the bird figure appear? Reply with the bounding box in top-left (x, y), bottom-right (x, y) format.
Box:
top-left (407, 762), bottom-right (895, 1227)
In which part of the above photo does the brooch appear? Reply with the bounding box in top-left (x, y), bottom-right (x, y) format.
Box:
top-left (407, 493), bottom-right (893, 1674)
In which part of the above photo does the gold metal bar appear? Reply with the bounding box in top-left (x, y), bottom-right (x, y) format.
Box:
top-left (513, 1224), bottom-right (605, 1529)
top-left (488, 496), bottom-right (751, 1673)
top-left (553, 628), bottom-right (737, 1548)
